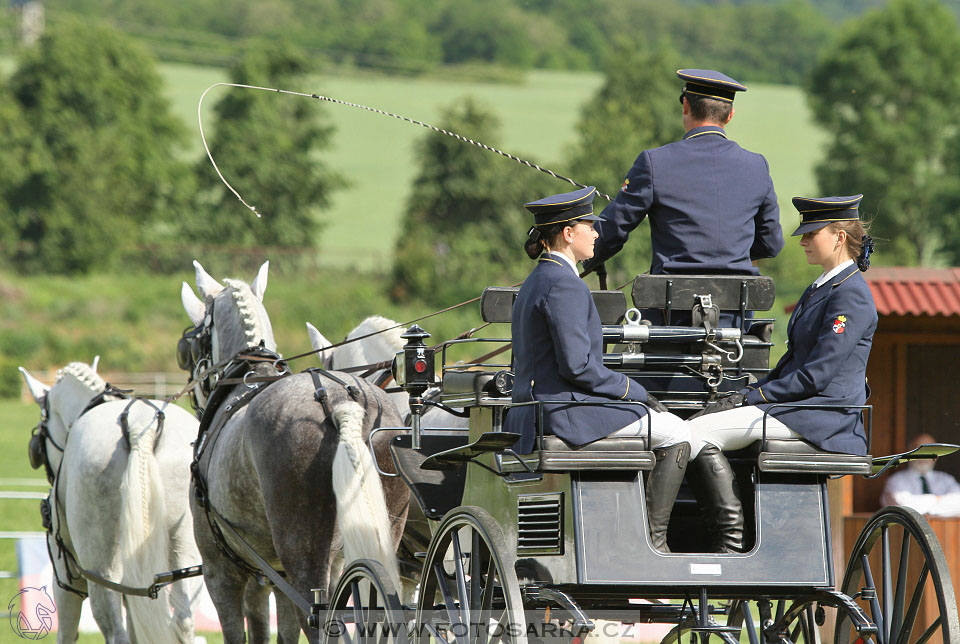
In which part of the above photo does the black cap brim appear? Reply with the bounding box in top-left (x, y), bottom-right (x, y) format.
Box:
top-left (791, 220), bottom-right (834, 236)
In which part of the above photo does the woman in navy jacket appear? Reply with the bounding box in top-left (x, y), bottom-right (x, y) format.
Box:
top-left (689, 194), bottom-right (876, 547)
top-left (505, 186), bottom-right (696, 552)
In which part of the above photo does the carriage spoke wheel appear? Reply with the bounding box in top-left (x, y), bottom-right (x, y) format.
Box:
top-left (324, 559), bottom-right (407, 644)
top-left (416, 507), bottom-right (528, 644)
top-left (712, 599), bottom-right (823, 644)
top-left (836, 506), bottom-right (959, 644)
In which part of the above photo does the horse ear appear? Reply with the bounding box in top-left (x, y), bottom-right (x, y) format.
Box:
top-left (91, 356), bottom-right (100, 373)
top-left (193, 260), bottom-right (223, 298)
top-left (251, 260), bottom-right (269, 302)
top-left (306, 322), bottom-right (334, 368)
top-left (181, 282), bottom-right (206, 326)
top-left (18, 367), bottom-right (50, 404)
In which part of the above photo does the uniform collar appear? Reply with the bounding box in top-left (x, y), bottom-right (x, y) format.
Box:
top-left (540, 251), bottom-right (578, 273)
top-left (683, 125), bottom-right (728, 141)
top-left (813, 259), bottom-right (855, 289)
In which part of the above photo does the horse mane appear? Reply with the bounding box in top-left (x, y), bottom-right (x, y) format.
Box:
top-left (332, 316), bottom-right (404, 368)
top-left (57, 362), bottom-right (106, 394)
top-left (221, 278), bottom-right (276, 352)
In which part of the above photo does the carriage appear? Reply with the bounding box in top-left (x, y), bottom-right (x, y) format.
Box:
top-left (313, 272), bottom-right (960, 644)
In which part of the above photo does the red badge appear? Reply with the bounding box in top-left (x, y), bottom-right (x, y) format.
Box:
top-left (620, 178), bottom-right (630, 192)
top-left (832, 315), bottom-right (847, 334)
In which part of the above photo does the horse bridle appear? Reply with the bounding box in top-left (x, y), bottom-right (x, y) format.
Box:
top-left (177, 300), bottom-right (216, 410)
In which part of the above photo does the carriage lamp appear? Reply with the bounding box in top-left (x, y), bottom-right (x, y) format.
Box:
top-left (399, 324), bottom-right (435, 449)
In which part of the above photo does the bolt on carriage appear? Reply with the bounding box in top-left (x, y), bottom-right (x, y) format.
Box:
top-left (314, 273), bottom-right (960, 644)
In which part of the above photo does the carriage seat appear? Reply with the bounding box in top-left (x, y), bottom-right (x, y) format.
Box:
top-left (501, 435), bottom-right (655, 473)
top-left (739, 438), bottom-right (871, 475)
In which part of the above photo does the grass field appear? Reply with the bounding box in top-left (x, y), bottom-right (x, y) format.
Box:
top-left (157, 63), bottom-right (828, 280)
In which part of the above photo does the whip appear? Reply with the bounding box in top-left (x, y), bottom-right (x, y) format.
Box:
top-left (198, 82), bottom-right (612, 219)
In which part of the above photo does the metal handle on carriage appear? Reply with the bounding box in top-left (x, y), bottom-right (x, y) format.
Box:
top-left (605, 352), bottom-right (723, 368)
top-left (603, 325), bottom-right (742, 343)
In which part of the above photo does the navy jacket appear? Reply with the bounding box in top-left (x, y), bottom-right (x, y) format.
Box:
top-left (592, 126), bottom-right (783, 275)
top-left (745, 265), bottom-right (877, 455)
top-left (504, 253), bottom-right (649, 454)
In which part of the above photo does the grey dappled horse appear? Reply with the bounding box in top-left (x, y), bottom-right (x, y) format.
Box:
top-left (180, 261), bottom-right (409, 643)
top-left (20, 361), bottom-right (202, 644)
top-left (306, 315), bottom-right (469, 430)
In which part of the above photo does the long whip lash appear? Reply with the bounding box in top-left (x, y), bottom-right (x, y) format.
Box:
top-left (198, 82), bottom-right (611, 218)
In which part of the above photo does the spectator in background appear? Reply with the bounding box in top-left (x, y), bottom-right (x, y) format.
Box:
top-left (882, 433), bottom-right (960, 517)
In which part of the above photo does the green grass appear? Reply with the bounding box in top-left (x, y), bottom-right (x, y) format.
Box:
top-left (161, 63), bottom-right (606, 267)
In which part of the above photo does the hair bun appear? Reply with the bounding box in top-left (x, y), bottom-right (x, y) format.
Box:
top-left (857, 234), bottom-right (875, 271)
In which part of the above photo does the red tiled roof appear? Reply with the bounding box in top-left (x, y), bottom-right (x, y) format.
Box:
top-left (865, 267), bottom-right (960, 317)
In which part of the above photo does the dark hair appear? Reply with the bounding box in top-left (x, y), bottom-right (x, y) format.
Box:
top-left (827, 220), bottom-right (874, 271)
top-left (686, 94), bottom-right (733, 124)
top-left (539, 222), bottom-right (572, 250)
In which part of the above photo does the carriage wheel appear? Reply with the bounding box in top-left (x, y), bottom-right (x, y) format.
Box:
top-left (415, 507), bottom-right (528, 644)
top-left (323, 559), bottom-right (407, 644)
top-left (835, 506), bottom-right (959, 644)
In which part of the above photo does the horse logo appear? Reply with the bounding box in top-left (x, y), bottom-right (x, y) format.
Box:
top-left (8, 586), bottom-right (56, 640)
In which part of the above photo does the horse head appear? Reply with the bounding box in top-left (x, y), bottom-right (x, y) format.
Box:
top-left (19, 360), bottom-right (106, 473)
top-left (307, 315), bottom-right (404, 372)
top-left (179, 260), bottom-right (277, 375)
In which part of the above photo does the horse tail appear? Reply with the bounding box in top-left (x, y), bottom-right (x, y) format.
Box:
top-left (118, 407), bottom-right (180, 644)
top-left (331, 400), bottom-right (401, 590)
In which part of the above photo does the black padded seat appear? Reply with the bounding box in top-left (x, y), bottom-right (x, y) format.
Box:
top-left (742, 438), bottom-right (872, 475)
top-left (537, 435), bottom-right (654, 471)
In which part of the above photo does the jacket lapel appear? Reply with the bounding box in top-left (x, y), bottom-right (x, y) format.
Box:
top-left (790, 266), bottom-right (860, 332)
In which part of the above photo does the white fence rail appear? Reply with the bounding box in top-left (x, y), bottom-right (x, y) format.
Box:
top-left (20, 371), bottom-right (188, 403)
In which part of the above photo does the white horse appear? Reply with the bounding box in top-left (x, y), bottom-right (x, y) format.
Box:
top-left (20, 360), bottom-right (202, 644)
top-left (180, 261), bottom-right (409, 643)
top-left (306, 315), bottom-right (468, 429)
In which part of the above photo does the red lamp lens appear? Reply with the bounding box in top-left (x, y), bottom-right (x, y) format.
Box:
top-left (414, 359), bottom-right (428, 373)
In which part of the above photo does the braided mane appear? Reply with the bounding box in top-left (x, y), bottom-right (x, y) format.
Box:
top-left (57, 362), bottom-right (106, 393)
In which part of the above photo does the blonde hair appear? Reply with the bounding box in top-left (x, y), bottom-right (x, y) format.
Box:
top-left (827, 219), bottom-right (873, 271)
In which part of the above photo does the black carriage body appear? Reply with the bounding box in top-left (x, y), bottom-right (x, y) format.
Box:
top-left (456, 406), bottom-right (835, 596)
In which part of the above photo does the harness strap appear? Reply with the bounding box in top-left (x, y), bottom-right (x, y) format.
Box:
top-left (205, 503), bottom-right (312, 614)
top-left (119, 398), bottom-right (166, 453)
top-left (305, 367), bottom-right (362, 416)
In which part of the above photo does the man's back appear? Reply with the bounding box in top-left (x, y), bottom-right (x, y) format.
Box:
top-left (592, 125), bottom-right (782, 275)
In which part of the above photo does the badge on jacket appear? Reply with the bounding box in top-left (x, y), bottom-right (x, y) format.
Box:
top-left (620, 178), bottom-right (630, 192)
top-left (832, 315), bottom-right (847, 334)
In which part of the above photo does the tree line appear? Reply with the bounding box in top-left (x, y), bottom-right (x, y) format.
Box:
top-left (2, 0), bottom-right (960, 288)
top-left (30, 0), bottom-right (836, 83)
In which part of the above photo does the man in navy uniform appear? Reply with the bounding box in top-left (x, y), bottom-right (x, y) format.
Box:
top-left (506, 186), bottom-right (695, 551)
top-left (583, 69), bottom-right (783, 278)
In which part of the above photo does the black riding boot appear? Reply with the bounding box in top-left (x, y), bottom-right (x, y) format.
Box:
top-left (687, 444), bottom-right (744, 553)
top-left (645, 442), bottom-right (690, 553)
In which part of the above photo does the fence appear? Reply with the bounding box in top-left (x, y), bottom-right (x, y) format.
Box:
top-left (20, 371), bottom-right (188, 404)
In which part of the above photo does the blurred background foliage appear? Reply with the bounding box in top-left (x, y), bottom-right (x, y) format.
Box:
top-left (1, 0), bottom-right (960, 388)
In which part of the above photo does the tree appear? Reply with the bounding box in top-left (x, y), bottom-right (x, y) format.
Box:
top-left (807, 0), bottom-right (960, 265)
top-left (563, 41), bottom-right (685, 286)
top-left (189, 40), bottom-right (344, 251)
top-left (391, 98), bottom-right (560, 305)
top-left (0, 19), bottom-right (190, 274)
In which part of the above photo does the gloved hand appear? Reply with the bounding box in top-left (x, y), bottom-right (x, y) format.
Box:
top-left (645, 394), bottom-right (668, 413)
top-left (688, 391), bottom-right (746, 420)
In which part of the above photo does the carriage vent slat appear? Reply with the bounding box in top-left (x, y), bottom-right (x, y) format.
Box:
top-left (517, 494), bottom-right (562, 555)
